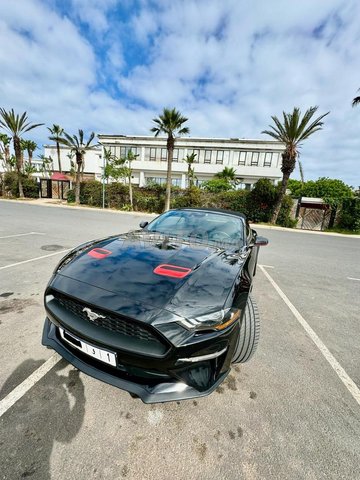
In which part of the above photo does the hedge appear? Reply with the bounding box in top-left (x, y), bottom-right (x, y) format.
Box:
top-left (67, 179), bottom-right (295, 227)
top-left (1, 171), bottom-right (39, 198)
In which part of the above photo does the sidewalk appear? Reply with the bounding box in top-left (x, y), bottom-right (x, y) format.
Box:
top-left (1, 197), bottom-right (359, 238)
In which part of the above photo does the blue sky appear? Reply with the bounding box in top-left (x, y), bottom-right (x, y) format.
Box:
top-left (0, 0), bottom-right (359, 186)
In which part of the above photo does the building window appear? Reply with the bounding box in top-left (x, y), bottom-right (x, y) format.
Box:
top-left (264, 152), bottom-right (273, 167)
top-left (146, 177), bottom-right (180, 186)
top-left (173, 148), bottom-right (178, 162)
top-left (238, 151), bottom-right (246, 165)
top-left (250, 152), bottom-right (260, 166)
top-left (161, 148), bottom-right (167, 162)
top-left (150, 148), bottom-right (157, 161)
top-left (204, 150), bottom-right (212, 164)
top-left (216, 150), bottom-right (224, 164)
top-left (120, 146), bottom-right (138, 158)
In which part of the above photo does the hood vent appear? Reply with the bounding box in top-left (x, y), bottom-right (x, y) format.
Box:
top-left (153, 264), bottom-right (191, 279)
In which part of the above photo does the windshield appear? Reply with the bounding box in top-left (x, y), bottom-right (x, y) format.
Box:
top-left (146, 210), bottom-right (245, 248)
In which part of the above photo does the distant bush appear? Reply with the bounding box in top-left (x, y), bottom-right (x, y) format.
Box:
top-left (337, 198), bottom-right (360, 232)
top-left (2, 172), bottom-right (38, 198)
top-left (202, 178), bottom-right (233, 193)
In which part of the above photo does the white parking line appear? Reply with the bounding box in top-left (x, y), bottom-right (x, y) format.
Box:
top-left (0, 250), bottom-right (70, 271)
top-left (347, 277), bottom-right (360, 282)
top-left (259, 264), bottom-right (274, 269)
top-left (259, 265), bottom-right (360, 407)
top-left (0, 354), bottom-right (61, 418)
top-left (0, 232), bottom-right (45, 239)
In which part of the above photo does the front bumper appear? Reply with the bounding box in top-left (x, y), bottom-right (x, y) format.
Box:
top-left (42, 318), bottom-right (231, 403)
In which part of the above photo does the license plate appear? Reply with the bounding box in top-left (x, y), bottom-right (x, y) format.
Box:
top-left (59, 327), bottom-right (117, 366)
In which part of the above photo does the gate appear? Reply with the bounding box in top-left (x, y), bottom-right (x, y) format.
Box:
top-left (298, 206), bottom-right (331, 230)
top-left (40, 179), bottom-right (51, 198)
top-left (40, 178), bottom-right (70, 200)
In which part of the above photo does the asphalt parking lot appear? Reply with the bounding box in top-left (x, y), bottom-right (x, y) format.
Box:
top-left (0, 199), bottom-right (359, 480)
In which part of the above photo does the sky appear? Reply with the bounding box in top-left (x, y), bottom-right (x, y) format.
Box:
top-left (0, 0), bottom-right (359, 186)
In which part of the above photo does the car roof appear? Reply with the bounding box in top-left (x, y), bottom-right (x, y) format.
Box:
top-left (174, 207), bottom-right (247, 221)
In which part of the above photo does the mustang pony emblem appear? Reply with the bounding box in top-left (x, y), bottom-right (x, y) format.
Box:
top-left (83, 307), bottom-right (105, 321)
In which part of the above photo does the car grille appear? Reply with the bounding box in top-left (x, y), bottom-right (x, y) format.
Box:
top-left (53, 292), bottom-right (164, 346)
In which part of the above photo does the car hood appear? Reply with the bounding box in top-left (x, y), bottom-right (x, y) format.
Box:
top-left (54, 231), bottom-right (243, 318)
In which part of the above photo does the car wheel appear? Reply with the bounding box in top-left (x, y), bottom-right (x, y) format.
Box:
top-left (232, 295), bottom-right (260, 363)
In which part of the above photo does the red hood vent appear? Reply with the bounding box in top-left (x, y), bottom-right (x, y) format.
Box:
top-left (153, 264), bottom-right (192, 278)
top-left (87, 248), bottom-right (112, 259)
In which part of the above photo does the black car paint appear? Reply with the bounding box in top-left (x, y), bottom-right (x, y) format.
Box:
top-left (42, 209), bottom-right (262, 403)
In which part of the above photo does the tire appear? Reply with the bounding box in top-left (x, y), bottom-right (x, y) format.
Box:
top-left (232, 295), bottom-right (260, 363)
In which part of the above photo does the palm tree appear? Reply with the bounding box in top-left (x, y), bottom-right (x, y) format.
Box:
top-left (298, 160), bottom-right (305, 185)
top-left (151, 107), bottom-right (189, 211)
top-left (48, 124), bottom-right (64, 173)
top-left (262, 106), bottom-right (329, 223)
top-left (57, 129), bottom-right (96, 204)
top-left (215, 166), bottom-right (238, 186)
top-left (183, 152), bottom-right (197, 188)
top-left (352, 89), bottom-right (360, 107)
top-left (0, 133), bottom-right (11, 169)
top-left (123, 150), bottom-right (138, 209)
top-left (21, 139), bottom-right (37, 165)
top-left (0, 109), bottom-right (43, 197)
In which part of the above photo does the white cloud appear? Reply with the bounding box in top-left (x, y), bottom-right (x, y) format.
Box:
top-left (0, 0), bottom-right (359, 185)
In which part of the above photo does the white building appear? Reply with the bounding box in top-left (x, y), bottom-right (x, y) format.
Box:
top-left (44, 135), bottom-right (284, 189)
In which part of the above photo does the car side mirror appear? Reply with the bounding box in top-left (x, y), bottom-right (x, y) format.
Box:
top-left (254, 236), bottom-right (268, 247)
top-left (139, 221), bottom-right (149, 229)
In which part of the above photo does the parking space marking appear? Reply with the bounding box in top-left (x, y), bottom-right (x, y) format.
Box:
top-left (347, 277), bottom-right (360, 282)
top-left (259, 265), bottom-right (360, 407)
top-left (0, 250), bottom-right (70, 271)
top-left (259, 264), bottom-right (274, 269)
top-left (0, 354), bottom-right (61, 418)
top-left (0, 232), bottom-right (45, 239)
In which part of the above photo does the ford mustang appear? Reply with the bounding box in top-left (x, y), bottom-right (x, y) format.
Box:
top-left (42, 208), bottom-right (268, 403)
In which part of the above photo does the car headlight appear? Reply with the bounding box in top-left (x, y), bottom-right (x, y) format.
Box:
top-left (179, 308), bottom-right (241, 332)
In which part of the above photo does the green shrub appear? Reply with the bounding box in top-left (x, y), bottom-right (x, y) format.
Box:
top-left (202, 178), bottom-right (232, 193)
top-left (65, 179), bottom-right (296, 227)
top-left (3, 172), bottom-right (38, 198)
top-left (337, 198), bottom-right (360, 232)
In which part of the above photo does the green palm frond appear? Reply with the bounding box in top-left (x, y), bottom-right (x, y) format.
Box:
top-left (151, 107), bottom-right (190, 138)
top-left (0, 108), bottom-right (43, 136)
top-left (262, 106), bottom-right (329, 157)
top-left (352, 89), bottom-right (360, 107)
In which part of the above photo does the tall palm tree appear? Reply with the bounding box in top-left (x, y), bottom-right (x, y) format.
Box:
top-left (21, 139), bottom-right (37, 165)
top-left (151, 107), bottom-right (189, 211)
top-left (0, 133), bottom-right (11, 169)
top-left (0, 109), bottom-right (43, 197)
top-left (57, 129), bottom-right (96, 204)
top-left (122, 149), bottom-right (138, 209)
top-left (183, 152), bottom-right (197, 188)
top-left (48, 124), bottom-right (64, 173)
top-left (352, 89), bottom-right (360, 107)
top-left (262, 106), bottom-right (329, 223)
top-left (298, 160), bottom-right (305, 185)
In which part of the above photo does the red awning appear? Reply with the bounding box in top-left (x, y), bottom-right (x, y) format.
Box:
top-left (51, 172), bottom-right (70, 181)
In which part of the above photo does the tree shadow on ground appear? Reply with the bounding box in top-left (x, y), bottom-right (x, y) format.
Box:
top-left (0, 358), bottom-right (85, 480)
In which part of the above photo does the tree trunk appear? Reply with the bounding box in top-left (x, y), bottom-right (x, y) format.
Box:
top-left (56, 142), bottom-right (62, 173)
top-left (13, 136), bottom-right (24, 198)
top-left (270, 171), bottom-right (291, 223)
top-left (28, 150), bottom-right (32, 166)
top-left (165, 135), bottom-right (174, 211)
top-left (75, 153), bottom-right (82, 205)
top-left (129, 174), bottom-right (133, 209)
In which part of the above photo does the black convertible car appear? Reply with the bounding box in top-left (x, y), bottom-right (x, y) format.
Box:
top-left (42, 208), bottom-right (268, 403)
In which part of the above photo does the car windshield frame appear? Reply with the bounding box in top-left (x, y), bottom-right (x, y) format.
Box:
top-left (145, 209), bottom-right (246, 249)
